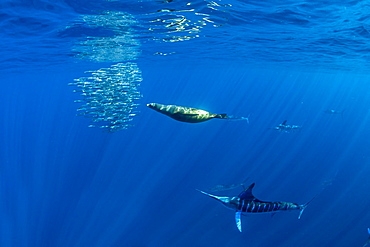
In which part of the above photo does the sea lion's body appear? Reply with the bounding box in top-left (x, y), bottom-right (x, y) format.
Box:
top-left (147, 103), bottom-right (228, 123)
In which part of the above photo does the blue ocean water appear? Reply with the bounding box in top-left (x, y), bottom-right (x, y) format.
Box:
top-left (2, 0), bottom-right (370, 246)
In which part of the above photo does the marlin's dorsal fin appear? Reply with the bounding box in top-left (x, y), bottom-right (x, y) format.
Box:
top-left (238, 183), bottom-right (256, 200)
top-left (282, 120), bottom-right (287, 125)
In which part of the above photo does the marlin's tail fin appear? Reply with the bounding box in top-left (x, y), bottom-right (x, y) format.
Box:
top-left (298, 195), bottom-right (317, 219)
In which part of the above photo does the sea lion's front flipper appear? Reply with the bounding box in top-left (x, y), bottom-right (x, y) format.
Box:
top-left (235, 211), bottom-right (242, 232)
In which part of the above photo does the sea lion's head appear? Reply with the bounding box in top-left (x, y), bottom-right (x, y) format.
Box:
top-left (146, 103), bottom-right (158, 109)
top-left (147, 103), bottom-right (165, 113)
top-left (147, 103), bottom-right (175, 116)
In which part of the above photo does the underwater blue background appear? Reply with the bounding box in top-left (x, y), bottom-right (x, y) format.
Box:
top-left (2, 0), bottom-right (370, 246)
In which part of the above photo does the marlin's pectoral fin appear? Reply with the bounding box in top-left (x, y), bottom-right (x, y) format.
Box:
top-left (235, 211), bottom-right (242, 232)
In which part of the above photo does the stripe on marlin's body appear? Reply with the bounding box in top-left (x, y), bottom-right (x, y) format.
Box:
top-left (197, 183), bottom-right (314, 232)
top-left (235, 198), bottom-right (298, 213)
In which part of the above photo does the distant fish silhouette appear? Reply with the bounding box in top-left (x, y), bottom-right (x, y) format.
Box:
top-left (320, 170), bottom-right (338, 191)
top-left (324, 109), bottom-right (344, 115)
top-left (272, 120), bottom-right (301, 133)
top-left (198, 183), bottom-right (314, 232)
top-left (207, 177), bottom-right (250, 192)
top-left (321, 179), bottom-right (334, 189)
top-left (147, 103), bottom-right (249, 123)
top-left (324, 109), bottom-right (344, 118)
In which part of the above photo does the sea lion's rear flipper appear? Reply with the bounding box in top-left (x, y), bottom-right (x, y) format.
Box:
top-left (215, 114), bottom-right (229, 119)
top-left (220, 114), bottom-right (250, 123)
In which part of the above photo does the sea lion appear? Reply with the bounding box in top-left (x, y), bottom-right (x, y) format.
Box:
top-left (146, 103), bottom-right (228, 123)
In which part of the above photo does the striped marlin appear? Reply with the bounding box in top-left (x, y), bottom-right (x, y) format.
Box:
top-left (198, 183), bottom-right (313, 232)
